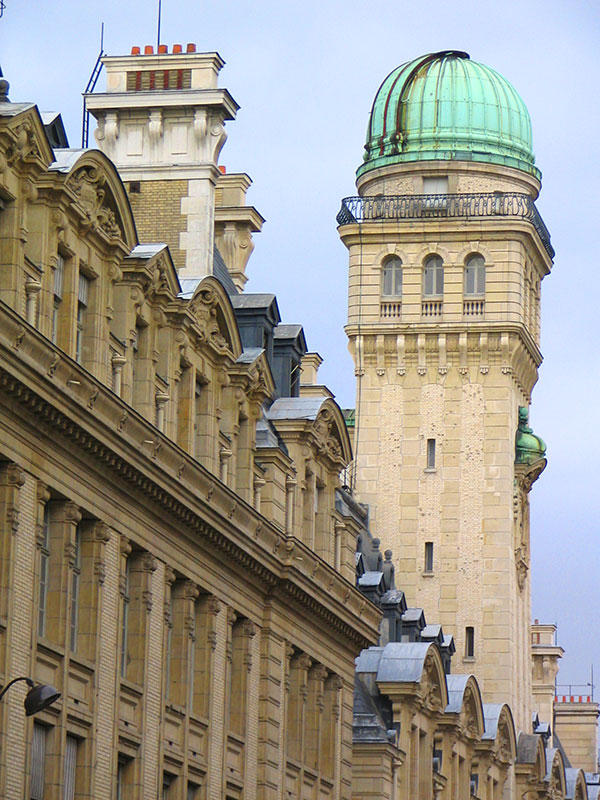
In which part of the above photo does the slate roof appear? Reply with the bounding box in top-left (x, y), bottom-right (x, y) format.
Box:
top-left (353, 676), bottom-right (390, 743)
top-left (266, 397), bottom-right (327, 421)
top-left (481, 703), bottom-right (505, 741)
top-left (49, 148), bottom-right (87, 172)
top-left (236, 348), bottom-right (264, 364)
top-left (127, 243), bottom-right (168, 260)
top-left (230, 293), bottom-right (277, 309)
top-left (446, 674), bottom-right (471, 713)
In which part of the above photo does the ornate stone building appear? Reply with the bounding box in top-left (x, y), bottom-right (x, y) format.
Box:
top-left (0, 41), bottom-right (597, 800)
top-left (338, 49), bottom-right (599, 800)
top-left (0, 46), bottom-right (381, 800)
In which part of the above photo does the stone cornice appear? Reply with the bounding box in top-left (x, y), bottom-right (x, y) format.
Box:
top-left (0, 301), bottom-right (379, 650)
top-left (345, 323), bottom-right (541, 397)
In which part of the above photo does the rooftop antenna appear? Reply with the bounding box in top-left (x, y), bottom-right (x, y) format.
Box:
top-left (81, 22), bottom-right (106, 148)
top-left (157, 0), bottom-right (162, 49)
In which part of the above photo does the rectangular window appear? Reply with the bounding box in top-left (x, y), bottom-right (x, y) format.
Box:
top-left (38, 504), bottom-right (50, 637)
top-left (424, 542), bottom-right (434, 572)
top-left (75, 274), bottom-right (89, 364)
top-left (69, 525), bottom-right (81, 652)
top-left (116, 756), bottom-right (131, 800)
top-left (187, 783), bottom-right (200, 800)
top-left (423, 176), bottom-right (448, 194)
top-left (120, 559), bottom-right (130, 678)
top-left (465, 626), bottom-right (475, 658)
top-left (51, 256), bottom-right (64, 345)
top-left (163, 773), bottom-right (176, 800)
top-left (63, 735), bottom-right (78, 800)
top-left (31, 723), bottom-right (47, 800)
top-left (426, 438), bottom-right (436, 469)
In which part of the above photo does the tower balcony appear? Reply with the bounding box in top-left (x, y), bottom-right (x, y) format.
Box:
top-left (337, 193), bottom-right (554, 259)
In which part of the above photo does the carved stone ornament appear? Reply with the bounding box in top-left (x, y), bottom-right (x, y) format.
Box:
top-left (67, 166), bottom-right (122, 239)
top-left (6, 119), bottom-right (41, 166)
top-left (312, 408), bottom-right (343, 461)
top-left (48, 353), bottom-right (60, 377)
top-left (515, 546), bottom-right (529, 591)
top-left (94, 558), bottom-right (106, 585)
top-left (189, 289), bottom-right (228, 349)
top-left (5, 463), bottom-right (26, 488)
top-left (421, 654), bottom-right (443, 713)
top-left (206, 595), bottom-right (221, 615)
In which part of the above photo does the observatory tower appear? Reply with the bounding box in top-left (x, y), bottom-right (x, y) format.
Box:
top-left (337, 51), bottom-right (552, 730)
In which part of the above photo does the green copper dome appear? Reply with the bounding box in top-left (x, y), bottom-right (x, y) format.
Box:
top-left (515, 407), bottom-right (546, 465)
top-left (359, 51), bottom-right (540, 180)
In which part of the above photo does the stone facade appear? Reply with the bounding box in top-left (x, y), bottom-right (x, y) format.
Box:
top-left (0, 55), bottom-right (380, 800)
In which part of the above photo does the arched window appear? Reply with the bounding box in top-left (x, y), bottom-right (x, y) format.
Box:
top-left (382, 256), bottom-right (402, 297)
top-left (465, 254), bottom-right (485, 296)
top-left (423, 255), bottom-right (443, 297)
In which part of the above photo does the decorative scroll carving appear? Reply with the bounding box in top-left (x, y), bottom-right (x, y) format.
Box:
top-left (6, 118), bottom-right (41, 166)
top-left (189, 289), bottom-right (229, 349)
top-left (312, 408), bottom-right (342, 461)
top-left (67, 166), bottom-right (122, 239)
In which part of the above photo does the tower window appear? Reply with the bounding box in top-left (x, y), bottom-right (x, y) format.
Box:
top-left (465, 626), bottom-right (475, 658)
top-left (423, 176), bottom-right (448, 194)
top-left (424, 541), bottom-right (434, 572)
top-left (382, 256), bottom-right (402, 297)
top-left (426, 438), bottom-right (436, 469)
top-left (465, 254), bottom-right (486, 296)
top-left (423, 255), bottom-right (444, 297)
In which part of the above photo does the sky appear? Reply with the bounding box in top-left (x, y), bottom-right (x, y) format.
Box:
top-left (2, 0), bottom-right (599, 689)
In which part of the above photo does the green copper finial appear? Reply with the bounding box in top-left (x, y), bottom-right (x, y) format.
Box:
top-left (515, 406), bottom-right (546, 465)
top-left (359, 51), bottom-right (540, 179)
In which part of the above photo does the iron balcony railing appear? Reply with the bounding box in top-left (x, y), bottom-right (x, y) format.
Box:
top-left (337, 193), bottom-right (554, 258)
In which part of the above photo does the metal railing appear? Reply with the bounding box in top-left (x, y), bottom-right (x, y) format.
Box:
top-left (337, 193), bottom-right (554, 258)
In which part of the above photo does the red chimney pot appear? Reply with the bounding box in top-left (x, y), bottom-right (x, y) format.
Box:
top-left (144, 45), bottom-right (154, 55)
top-left (131, 46), bottom-right (141, 55)
top-left (186, 43), bottom-right (196, 52)
top-left (218, 165), bottom-right (226, 174)
top-left (173, 44), bottom-right (182, 53)
top-left (158, 44), bottom-right (167, 54)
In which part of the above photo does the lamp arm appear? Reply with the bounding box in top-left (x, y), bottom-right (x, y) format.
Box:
top-left (0, 676), bottom-right (34, 703)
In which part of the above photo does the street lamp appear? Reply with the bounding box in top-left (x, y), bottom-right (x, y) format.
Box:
top-left (0, 677), bottom-right (61, 716)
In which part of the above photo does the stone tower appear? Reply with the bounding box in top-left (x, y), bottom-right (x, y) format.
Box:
top-left (337, 51), bottom-right (552, 731)
top-left (86, 44), bottom-right (263, 286)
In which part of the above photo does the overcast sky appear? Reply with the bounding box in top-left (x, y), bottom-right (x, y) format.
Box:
top-left (2, 0), bottom-right (599, 689)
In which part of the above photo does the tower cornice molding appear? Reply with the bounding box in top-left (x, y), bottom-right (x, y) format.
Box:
top-left (345, 325), bottom-right (540, 397)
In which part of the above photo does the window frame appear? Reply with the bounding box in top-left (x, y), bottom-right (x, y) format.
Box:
top-left (464, 254), bottom-right (486, 297)
top-left (424, 541), bottom-right (434, 573)
top-left (381, 256), bottom-right (403, 298)
top-left (38, 504), bottom-right (50, 638)
top-left (465, 626), bottom-right (475, 658)
top-left (426, 438), bottom-right (436, 470)
top-left (423, 255), bottom-right (444, 298)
